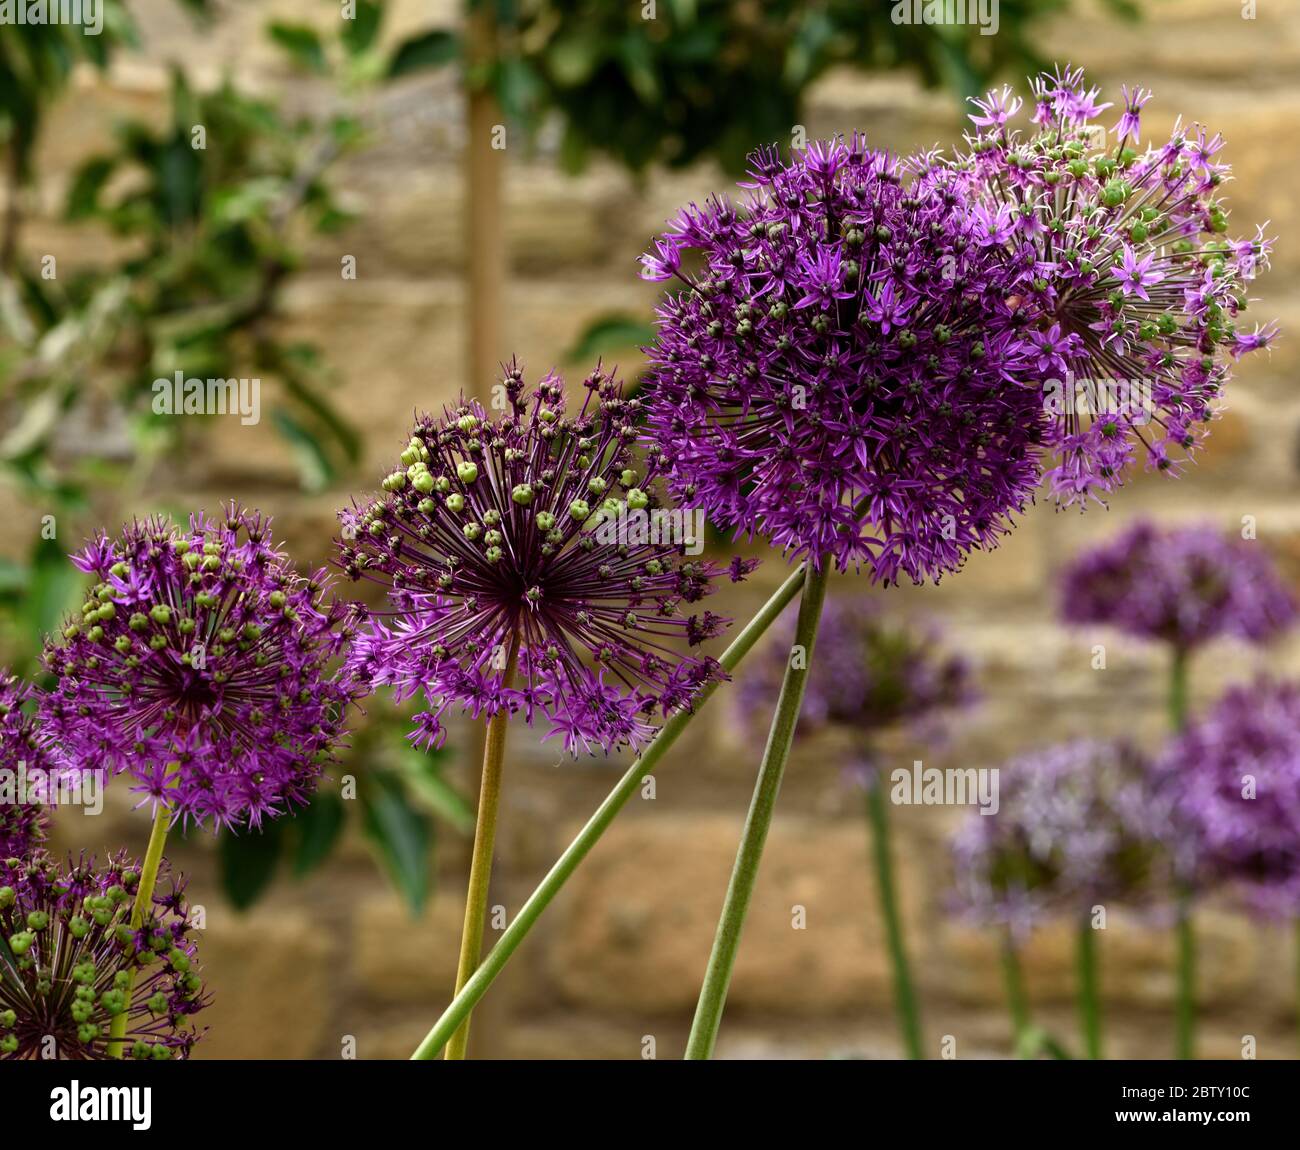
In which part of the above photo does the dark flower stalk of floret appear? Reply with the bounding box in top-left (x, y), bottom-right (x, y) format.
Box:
top-left (0, 852), bottom-right (207, 1059)
top-left (738, 595), bottom-right (972, 1060)
top-left (950, 739), bottom-right (1161, 1058)
top-left (953, 67), bottom-right (1276, 505)
top-left (339, 362), bottom-right (744, 1059)
top-left (0, 671), bottom-right (54, 860)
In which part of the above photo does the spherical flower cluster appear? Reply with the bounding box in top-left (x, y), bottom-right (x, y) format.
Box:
top-left (955, 67), bottom-right (1276, 505)
top-left (0, 853), bottom-right (207, 1059)
top-left (642, 136), bottom-right (1048, 584)
top-left (736, 596), bottom-right (973, 740)
top-left (1059, 519), bottom-right (1296, 651)
top-left (40, 505), bottom-right (361, 831)
top-left (1154, 678), bottom-right (1300, 917)
top-left (337, 364), bottom-right (750, 755)
top-left (950, 740), bottom-right (1160, 934)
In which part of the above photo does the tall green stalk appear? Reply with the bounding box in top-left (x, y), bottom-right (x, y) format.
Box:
top-left (1175, 886), bottom-right (1195, 1060)
top-left (1169, 643), bottom-right (1195, 1060)
top-left (444, 639), bottom-right (518, 1060)
top-left (865, 761), bottom-right (924, 1059)
top-left (108, 771), bottom-right (176, 1058)
top-left (1169, 645), bottom-right (1189, 731)
top-left (1294, 919), bottom-right (1300, 1056)
top-left (410, 560), bottom-right (810, 1059)
top-left (1076, 917), bottom-right (1102, 1059)
top-left (1001, 930), bottom-right (1031, 1059)
top-left (684, 556), bottom-right (831, 1060)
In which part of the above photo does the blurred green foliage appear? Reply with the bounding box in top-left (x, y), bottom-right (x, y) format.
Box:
top-left (465, 0), bottom-right (1138, 175)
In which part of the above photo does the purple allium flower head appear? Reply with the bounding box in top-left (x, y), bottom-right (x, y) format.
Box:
top-left (1153, 678), bottom-right (1300, 917)
top-left (39, 506), bottom-right (361, 832)
top-left (336, 363), bottom-right (742, 755)
top-left (642, 136), bottom-right (1048, 584)
top-left (955, 69), bottom-right (1276, 506)
top-left (0, 852), bottom-right (208, 1059)
top-left (1059, 520), bottom-right (1296, 651)
top-left (736, 596), bottom-right (973, 740)
top-left (950, 740), bottom-right (1160, 935)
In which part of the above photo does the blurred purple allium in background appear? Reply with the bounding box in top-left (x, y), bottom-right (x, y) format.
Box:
top-left (950, 740), bottom-right (1161, 935)
top-left (1154, 678), bottom-right (1300, 918)
top-left (39, 506), bottom-right (361, 831)
top-left (1058, 520), bottom-right (1296, 650)
top-left (0, 852), bottom-right (207, 1059)
top-left (641, 136), bottom-right (1048, 584)
top-left (736, 596), bottom-right (973, 743)
top-left (955, 67), bottom-right (1276, 506)
top-left (338, 364), bottom-right (750, 756)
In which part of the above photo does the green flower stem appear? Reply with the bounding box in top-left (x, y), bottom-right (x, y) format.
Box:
top-left (865, 762), bottom-right (924, 1059)
top-left (1169, 645), bottom-right (1189, 732)
top-left (1076, 917), bottom-right (1102, 1059)
top-left (1175, 885), bottom-right (1196, 1060)
top-left (444, 638), bottom-right (519, 1060)
top-left (1294, 918), bottom-right (1300, 1055)
top-left (1001, 931), bottom-right (1032, 1059)
top-left (1169, 645), bottom-right (1196, 1061)
top-left (410, 560), bottom-right (810, 1060)
top-left (684, 555), bottom-right (831, 1060)
top-left (108, 767), bottom-right (177, 1059)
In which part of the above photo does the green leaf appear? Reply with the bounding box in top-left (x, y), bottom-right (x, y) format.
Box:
top-left (271, 409), bottom-right (335, 492)
top-left (268, 22), bottom-right (329, 74)
top-left (342, 0), bottom-right (383, 56)
top-left (65, 156), bottom-right (116, 220)
top-left (494, 56), bottom-right (542, 125)
top-left (395, 745), bottom-right (475, 834)
top-left (281, 371), bottom-right (362, 463)
top-left (387, 29), bottom-right (458, 78)
top-left (218, 822), bottom-right (285, 911)
top-left (360, 770), bottom-right (433, 915)
top-left (0, 557), bottom-right (29, 600)
top-left (546, 27), bottom-right (603, 88)
top-left (21, 536), bottom-right (83, 662)
top-left (563, 313), bottom-right (655, 364)
top-left (617, 31), bottom-right (659, 105)
top-left (292, 792), bottom-right (346, 876)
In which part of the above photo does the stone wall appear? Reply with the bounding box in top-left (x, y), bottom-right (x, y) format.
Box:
top-left (14, 0), bottom-right (1300, 1058)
